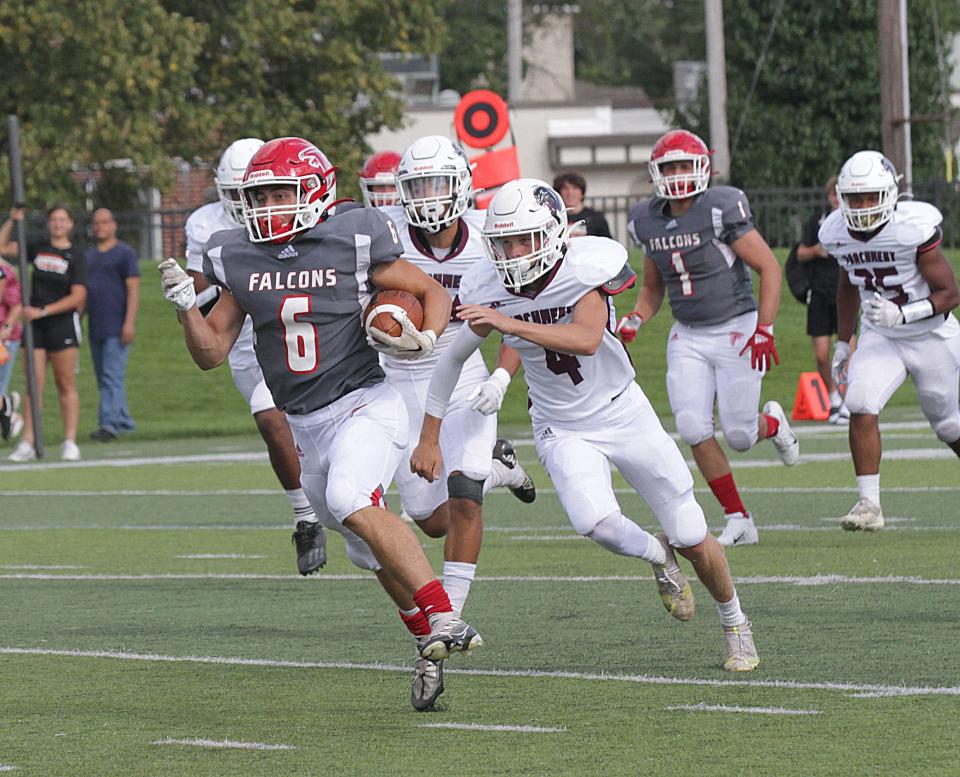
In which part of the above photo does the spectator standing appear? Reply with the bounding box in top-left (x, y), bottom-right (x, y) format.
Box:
top-left (0, 257), bottom-right (23, 395)
top-left (0, 205), bottom-right (87, 461)
top-left (85, 208), bottom-right (139, 440)
top-left (553, 171), bottom-right (612, 238)
top-left (797, 177), bottom-right (848, 423)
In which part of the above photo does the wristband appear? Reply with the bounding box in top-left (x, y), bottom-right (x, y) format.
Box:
top-left (900, 299), bottom-right (935, 324)
top-left (489, 367), bottom-right (512, 389)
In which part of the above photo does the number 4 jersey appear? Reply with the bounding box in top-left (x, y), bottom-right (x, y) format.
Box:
top-left (627, 186), bottom-right (758, 326)
top-left (818, 200), bottom-right (959, 340)
top-left (457, 236), bottom-right (636, 428)
top-left (202, 204), bottom-right (403, 415)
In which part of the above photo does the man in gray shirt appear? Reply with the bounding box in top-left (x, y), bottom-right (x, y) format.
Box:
top-left (159, 137), bottom-right (482, 710)
top-left (618, 129), bottom-right (799, 549)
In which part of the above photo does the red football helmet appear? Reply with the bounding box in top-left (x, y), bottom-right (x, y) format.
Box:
top-left (239, 137), bottom-right (337, 243)
top-left (648, 130), bottom-right (711, 200)
top-left (358, 151), bottom-right (401, 208)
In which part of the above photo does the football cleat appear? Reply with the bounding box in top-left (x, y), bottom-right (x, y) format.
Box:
top-left (717, 513), bottom-right (758, 547)
top-left (840, 497), bottom-right (884, 531)
top-left (764, 400), bottom-right (800, 466)
top-left (418, 614), bottom-right (483, 661)
top-left (0, 391), bottom-right (20, 441)
top-left (722, 619), bottom-right (760, 672)
top-left (828, 404), bottom-right (850, 425)
top-left (651, 532), bottom-right (695, 621)
top-left (492, 438), bottom-right (536, 503)
top-left (292, 520), bottom-right (327, 575)
top-left (411, 653), bottom-right (445, 711)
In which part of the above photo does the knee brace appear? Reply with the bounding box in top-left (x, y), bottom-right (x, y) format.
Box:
top-left (674, 410), bottom-right (713, 446)
top-left (447, 471), bottom-right (484, 505)
top-left (586, 512), bottom-right (634, 554)
top-left (724, 427), bottom-right (756, 452)
top-left (667, 497), bottom-right (708, 549)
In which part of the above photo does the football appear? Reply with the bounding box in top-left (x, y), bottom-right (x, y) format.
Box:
top-left (365, 290), bottom-right (424, 339)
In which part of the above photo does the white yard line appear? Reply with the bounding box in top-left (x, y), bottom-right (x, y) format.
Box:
top-left (152, 737), bottom-right (294, 751)
top-left (665, 702), bottom-right (820, 716)
top-left (1, 572), bottom-right (958, 586)
top-left (418, 722), bottom-right (567, 733)
top-left (0, 564), bottom-right (86, 570)
top-left (1, 646), bottom-right (956, 699)
top-left (0, 766), bottom-right (16, 772)
top-left (176, 554), bottom-right (268, 560)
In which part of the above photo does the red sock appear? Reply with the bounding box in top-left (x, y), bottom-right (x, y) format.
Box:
top-left (413, 579), bottom-right (452, 620)
top-left (764, 414), bottom-right (780, 438)
top-left (708, 473), bottom-right (747, 517)
top-left (399, 608), bottom-right (431, 637)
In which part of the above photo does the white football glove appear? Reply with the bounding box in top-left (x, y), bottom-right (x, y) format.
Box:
top-left (367, 309), bottom-right (437, 360)
top-left (865, 292), bottom-right (904, 328)
top-left (832, 340), bottom-right (851, 388)
top-left (468, 367), bottom-right (511, 415)
top-left (158, 258), bottom-right (196, 312)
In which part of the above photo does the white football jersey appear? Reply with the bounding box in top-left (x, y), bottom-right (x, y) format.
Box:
top-left (819, 201), bottom-right (959, 339)
top-left (378, 205), bottom-right (489, 377)
top-left (459, 236), bottom-right (635, 428)
top-left (184, 201), bottom-right (256, 360)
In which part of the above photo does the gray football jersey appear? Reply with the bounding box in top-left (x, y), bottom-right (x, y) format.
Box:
top-left (628, 186), bottom-right (757, 326)
top-left (202, 204), bottom-right (403, 414)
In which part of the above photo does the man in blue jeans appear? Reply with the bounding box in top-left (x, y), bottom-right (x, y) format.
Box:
top-left (85, 208), bottom-right (139, 440)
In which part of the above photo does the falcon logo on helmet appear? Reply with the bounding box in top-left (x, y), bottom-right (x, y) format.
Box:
top-left (239, 137), bottom-right (337, 244)
top-left (836, 150), bottom-right (901, 232)
top-left (649, 130), bottom-right (712, 200)
top-left (482, 178), bottom-right (571, 292)
top-left (397, 135), bottom-right (472, 234)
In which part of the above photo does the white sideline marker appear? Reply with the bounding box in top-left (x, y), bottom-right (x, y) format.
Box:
top-left (418, 722), bottom-right (567, 733)
top-left (0, 565), bottom-right (86, 570)
top-left (666, 703), bottom-right (820, 716)
top-left (153, 737), bottom-right (294, 751)
top-left (176, 554), bottom-right (268, 560)
top-left (0, 766), bottom-right (17, 772)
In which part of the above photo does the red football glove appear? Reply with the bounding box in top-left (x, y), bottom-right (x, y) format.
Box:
top-left (616, 313), bottom-right (643, 344)
top-left (739, 324), bottom-right (779, 372)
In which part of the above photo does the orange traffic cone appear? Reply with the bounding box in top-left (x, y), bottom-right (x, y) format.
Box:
top-left (791, 372), bottom-right (830, 421)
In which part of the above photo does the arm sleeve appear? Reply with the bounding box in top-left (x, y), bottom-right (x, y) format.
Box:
top-left (917, 225), bottom-right (943, 255)
top-left (369, 210), bottom-right (404, 266)
top-left (424, 324), bottom-right (486, 418)
top-left (125, 245), bottom-right (140, 278)
top-left (69, 252), bottom-right (88, 286)
top-left (720, 188), bottom-right (756, 244)
top-left (202, 247), bottom-right (229, 290)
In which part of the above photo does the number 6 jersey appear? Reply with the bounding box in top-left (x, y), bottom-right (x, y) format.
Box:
top-left (818, 200), bottom-right (958, 339)
top-left (202, 204), bottom-right (403, 415)
top-left (457, 236), bottom-right (636, 428)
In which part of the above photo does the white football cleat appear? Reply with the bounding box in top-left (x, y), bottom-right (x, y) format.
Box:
top-left (763, 400), bottom-right (799, 466)
top-left (841, 497), bottom-right (884, 531)
top-left (722, 619), bottom-right (760, 672)
top-left (651, 533), bottom-right (695, 621)
top-left (717, 513), bottom-right (758, 547)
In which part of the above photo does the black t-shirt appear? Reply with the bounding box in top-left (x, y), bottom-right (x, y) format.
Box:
top-left (28, 242), bottom-right (87, 307)
top-left (576, 206), bottom-right (612, 238)
top-left (799, 211), bottom-right (839, 297)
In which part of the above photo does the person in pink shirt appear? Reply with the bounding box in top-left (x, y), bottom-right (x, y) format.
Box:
top-left (0, 258), bottom-right (23, 395)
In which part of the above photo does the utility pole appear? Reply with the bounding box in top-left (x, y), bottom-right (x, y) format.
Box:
top-left (878, 0), bottom-right (912, 189)
top-left (704, 0), bottom-right (730, 181)
top-left (507, 0), bottom-right (522, 104)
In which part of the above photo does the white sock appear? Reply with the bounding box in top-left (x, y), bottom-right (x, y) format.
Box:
top-left (588, 513), bottom-right (666, 564)
top-left (286, 488), bottom-right (317, 526)
top-left (442, 561), bottom-right (476, 615)
top-left (484, 457), bottom-right (526, 493)
top-left (716, 591), bottom-right (745, 627)
top-left (856, 474), bottom-right (881, 506)
top-left (829, 389), bottom-right (842, 406)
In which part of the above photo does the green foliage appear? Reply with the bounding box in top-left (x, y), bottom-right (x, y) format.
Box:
top-left (0, 0), bottom-right (445, 208)
top-left (436, 0), bottom-right (509, 96)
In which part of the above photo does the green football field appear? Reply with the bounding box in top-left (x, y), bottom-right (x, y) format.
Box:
top-left (1, 409), bottom-right (958, 776)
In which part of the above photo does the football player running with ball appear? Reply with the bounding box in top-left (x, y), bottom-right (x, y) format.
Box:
top-left (822, 151), bottom-right (960, 530)
top-left (411, 179), bottom-right (760, 673)
top-left (618, 129), bottom-right (799, 548)
top-left (377, 135), bottom-right (535, 710)
top-left (160, 137), bottom-right (483, 709)
top-left (184, 138), bottom-right (326, 576)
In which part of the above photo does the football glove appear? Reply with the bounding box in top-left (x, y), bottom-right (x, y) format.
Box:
top-left (832, 340), bottom-right (851, 388)
top-left (865, 292), bottom-right (904, 328)
top-left (367, 309), bottom-right (437, 360)
top-left (158, 258), bottom-right (196, 312)
top-left (739, 324), bottom-right (780, 372)
top-left (616, 313), bottom-right (643, 343)
top-left (468, 367), bottom-right (511, 415)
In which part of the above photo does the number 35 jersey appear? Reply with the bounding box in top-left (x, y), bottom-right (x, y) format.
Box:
top-left (818, 201), bottom-right (958, 339)
top-left (458, 236), bottom-right (635, 428)
top-left (202, 205), bottom-right (403, 415)
top-left (627, 186), bottom-right (758, 326)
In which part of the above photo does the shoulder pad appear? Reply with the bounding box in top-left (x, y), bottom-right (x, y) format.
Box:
top-left (567, 237), bottom-right (630, 288)
top-left (602, 262), bottom-right (637, 296)
top-left (893, 200), bottom-right (942, 247)
top-left (704, 185), bottom-right (749, 207)
top-left (379, 204), bottom-right (406, 224)
top-left (458, 259), bottom-right (499, 305)
top-left (461, 207), bottom-right (487, 229)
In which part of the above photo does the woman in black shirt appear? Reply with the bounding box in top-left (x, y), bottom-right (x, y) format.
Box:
top-left (0, 205), bottom-right (87, 460)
